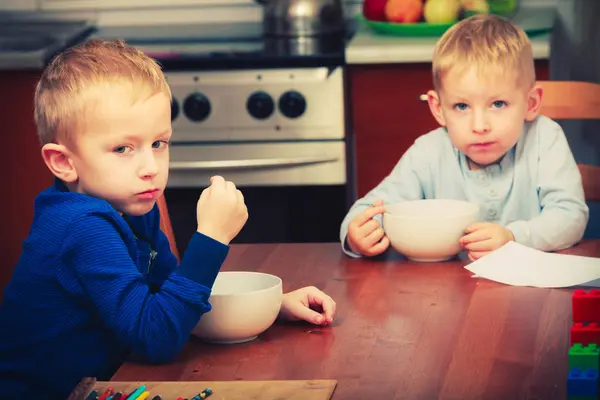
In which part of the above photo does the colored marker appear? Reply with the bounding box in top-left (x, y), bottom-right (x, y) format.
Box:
top-left (136, 392), bottom-right (150, 400)
top-left (86, 390), bottom-right (99, 400)
top-left (125, 385), bottom-right (147, 400)
top-left (191, 388), bottom-right (213, 400)
top-left (112, 393), bottom-right (123, 400)
top-left (99, 388), bottom-right (114, 400)
top-left (151, 396), bottom-right (162, 400)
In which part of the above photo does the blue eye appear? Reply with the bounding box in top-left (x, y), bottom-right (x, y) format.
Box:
top-left (114, 146), bottom-right (127, 154)
top-left (152, 140), bottom-right (169, 149)
top-left (454, 103), bottom-right (468, 111)
top-left (492, 100), bottom-right (507, 109)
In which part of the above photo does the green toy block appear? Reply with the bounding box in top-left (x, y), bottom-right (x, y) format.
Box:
top-left (568, 397), bottom-right (598, 400)
top-left (569, 343), bottom-right (599, 370)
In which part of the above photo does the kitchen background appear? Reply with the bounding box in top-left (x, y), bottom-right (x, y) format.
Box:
top-left (1, 0), bottom-right (598, 295)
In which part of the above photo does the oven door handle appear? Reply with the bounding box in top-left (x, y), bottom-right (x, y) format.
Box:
top-left (169, 155), bottom-right (339, 171)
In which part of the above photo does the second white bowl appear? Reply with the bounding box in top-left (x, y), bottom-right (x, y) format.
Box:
top-left (383, 199), bottom-right (480, 262)
top-left (192, 271), bottom-right (283, 344)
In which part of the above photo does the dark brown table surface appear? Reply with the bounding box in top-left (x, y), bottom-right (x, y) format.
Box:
top-left (111, 241), bottom-right (600, 399)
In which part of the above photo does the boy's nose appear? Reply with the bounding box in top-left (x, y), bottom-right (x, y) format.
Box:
top-left (139, 151), bottom-right (159, 178)
top-left (471, 110), bottom-right (490, 134)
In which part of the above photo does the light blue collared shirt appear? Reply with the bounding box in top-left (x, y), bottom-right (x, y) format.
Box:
top-left (340, 115), bottom-right (589, 257)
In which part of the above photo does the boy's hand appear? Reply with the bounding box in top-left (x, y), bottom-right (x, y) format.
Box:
top-left (278, 286), bottom-right (336, 325)
top-left (460, 222), bottom-right (515, 261)
top-left (196, 175), bottom-right (248, 245)
top-left (347, 200), bottom-right (389, 257)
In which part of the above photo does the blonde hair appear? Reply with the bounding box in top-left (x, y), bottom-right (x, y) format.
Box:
top-left (432, 14), bottom-right (535, 91)
top-left (34, 39), bottom-right (171, 145)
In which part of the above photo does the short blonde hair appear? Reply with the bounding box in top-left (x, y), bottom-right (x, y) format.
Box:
top-left (34, 39), bottom-right (171, 145)
top-left (432, 14), bottom-right (535, 91)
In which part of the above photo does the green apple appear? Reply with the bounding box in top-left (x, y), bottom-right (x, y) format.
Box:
top-left (424, 0), bottom-right (461, 24)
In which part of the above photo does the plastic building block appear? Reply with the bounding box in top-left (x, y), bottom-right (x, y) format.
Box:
top-left (567, 368), bottom-right (599, 397)
top-left (568, 397), bottom-right (599, 400)
top-left (570, 323), bottom-right (600, 346)
top-left (573, 289), bottom-right (600, 323)
top-left (569, 343), bottom-right (600, 370)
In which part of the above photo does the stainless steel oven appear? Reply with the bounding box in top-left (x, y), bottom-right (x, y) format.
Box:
top-left (164, 66), bottom-right (349, 251)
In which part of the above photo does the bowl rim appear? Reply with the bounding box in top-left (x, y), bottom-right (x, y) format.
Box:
top-left (210, 271), bottom-right (283, 297)
top-left (383, 199), bottom-right (480, 220)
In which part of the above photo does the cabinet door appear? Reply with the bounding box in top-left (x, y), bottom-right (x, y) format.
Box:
top-left (0, 71), bottom-right (53, 299)
top-left (0, 0), bottom-right (38, 11)
top-left (349, 60), bottom-right (549, 199)
top-left (349, 63), bottom-right (439, 198)
top-left (40, 0), bottom-right (250, 10)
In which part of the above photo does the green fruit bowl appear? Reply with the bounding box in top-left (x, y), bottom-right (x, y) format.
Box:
top-left (359, 11), bottom-right (553, 38)
top-left (359, 14), bottom-right (456, 37)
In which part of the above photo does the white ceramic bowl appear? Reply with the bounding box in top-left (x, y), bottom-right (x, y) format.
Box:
top-left (383, 199), bottom-right (480, 262)
top-left (192, 271), bottom-right (283, 344)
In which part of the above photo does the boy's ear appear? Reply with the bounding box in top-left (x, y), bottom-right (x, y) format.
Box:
top-left (427, 90), bottom-right (446, 126)
top-left (41, 143), bottom-right (78, 183)
top-left (525, 84), bottom-right (543, 121)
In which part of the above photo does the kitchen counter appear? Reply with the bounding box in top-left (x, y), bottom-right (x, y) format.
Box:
top-left (0, 18), bottom-right (95, 70)
top-left (346, 6), bottom-right (556, 64)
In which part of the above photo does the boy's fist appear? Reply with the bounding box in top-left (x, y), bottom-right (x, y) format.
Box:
top-left (196, 175), bottom-right (248, 245)
top-left (460, 222), bottom-right (515, 261)
top-left (347, 200), bottom-right (389, 257)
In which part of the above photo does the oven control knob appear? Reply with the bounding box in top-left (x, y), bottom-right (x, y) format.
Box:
top-left (171, 97), bottom-right (179, 121)
top-left (278, 91), bottom-right (306, 119)
top-left (246, 91), bottom-right (275, 120)
top-left (183, 93), bottom-right (211, 122)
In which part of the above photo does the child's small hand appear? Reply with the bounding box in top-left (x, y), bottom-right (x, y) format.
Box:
top-left (347, 200), bottom-right (389, 256)
top-left (460, 222), bottom-right (515, 261)
top-left (278, 286), bottom-right (336, 325)
top-left (196, 175), bottom-right (248, 245)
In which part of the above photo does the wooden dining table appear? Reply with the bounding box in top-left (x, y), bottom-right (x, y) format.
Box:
top-left (111, 241), bottom-right (600, 399)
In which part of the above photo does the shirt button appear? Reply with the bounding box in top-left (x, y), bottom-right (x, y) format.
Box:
top-left (488, 189), bottom-right (497, 196)
top-left (488, 208), bottom-right (497, 217)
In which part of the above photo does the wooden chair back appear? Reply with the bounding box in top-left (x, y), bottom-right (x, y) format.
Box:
top-left (537, 80), bottom-right (600, 201)
top-left (157, 194), bottom-right (180, 261)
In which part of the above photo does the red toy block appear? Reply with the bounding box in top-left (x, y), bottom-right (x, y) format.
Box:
top-left (571, 323), bottom-right (600, 346)
top-left (572, 290), bottom-right (600, 323)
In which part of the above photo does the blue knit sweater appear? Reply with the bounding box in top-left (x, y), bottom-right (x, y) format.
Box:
top-left (0, 180), bottom-right (228, 399)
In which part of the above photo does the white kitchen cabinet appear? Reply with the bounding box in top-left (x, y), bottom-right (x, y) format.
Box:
top-left (40, 0), bottom-right (361, 11)
top-left (0, 0), bottom-right (38, 11)
top-left (40, 0), bottom-right (252, 11)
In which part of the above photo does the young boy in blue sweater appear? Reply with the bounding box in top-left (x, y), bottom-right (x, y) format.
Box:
top-left (341, 15), bottom-right (589, 261)
top-left (0, 39), bottom-right (336, 399)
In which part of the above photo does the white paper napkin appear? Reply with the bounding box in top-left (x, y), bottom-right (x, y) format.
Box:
top-left (464, 241), bottom-right (600, 288)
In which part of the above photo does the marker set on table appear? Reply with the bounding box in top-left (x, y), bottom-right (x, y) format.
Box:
top-left (86, 385), bottom-right (213, 400)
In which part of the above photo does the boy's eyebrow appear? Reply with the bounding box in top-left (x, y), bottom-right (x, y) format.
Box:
top-left (109, 130), bottom-right (172, 143)
top-left (442, 93), bottom-right (469, 102)
top-left (444, 91), bottom-right (511, 102)
top-left (154, 129), bottom-right (172, 137)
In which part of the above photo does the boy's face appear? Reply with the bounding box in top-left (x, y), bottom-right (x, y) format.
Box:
top-left (427, 66), bottom-right (541, 168)
top-left (67, 90), bottom-right (172, 216)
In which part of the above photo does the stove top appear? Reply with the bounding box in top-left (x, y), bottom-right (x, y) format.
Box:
top-left (93, 21), bottom-right (356, 71)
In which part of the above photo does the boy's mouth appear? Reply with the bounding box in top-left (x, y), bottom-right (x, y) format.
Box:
top-left (470, 141), bottom-right (495, 149)
top-left (136, 188), bottom-right (160, 200)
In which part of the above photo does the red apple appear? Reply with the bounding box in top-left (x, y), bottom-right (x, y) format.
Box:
top-left (384, 0), bottom-right (423, 23)
top-left (363, 0), bottom-right (389, 21)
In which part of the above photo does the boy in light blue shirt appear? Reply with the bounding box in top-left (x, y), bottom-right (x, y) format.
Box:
top-left (341, 14), bottom-right (589, 261)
